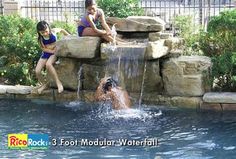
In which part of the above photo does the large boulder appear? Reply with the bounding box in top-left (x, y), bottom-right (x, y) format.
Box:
top-left (203, 92), bottom-right (236, 103)
top-left (82, 64), bottom-right (106, 90)
top-left (142, 93), bottom-right (172, 105)
top-left (48, 58), bottom-right (80, 90)
top-left (142, 93), bottom-right (202, 108)
top-left (164, 37), bottom-right (184, 51)
top-left (200, 102), bottom-right (222, 111)
top-left (144, 60), bottom-right (163, 93)
top-left (127, 16), bottom-right (166, 25)
top-left (0, 85), bottom-right (32, 94)
top-left (170, 96), bottom-right (202, 108)
top-left (148, 32), bottom-right (161, 41)
top-left (149, 32), bottom-right (173, 41)
top-left (145, 40), bottom-right (169, 60)
top-left (0, 85), bottom-right (7, 94)
top-left (106, 17), bottom-right (164, 32)
top-left (56, 36), bottom-right (101, 59)
top-left (162, 56), bottom-right (212, 96)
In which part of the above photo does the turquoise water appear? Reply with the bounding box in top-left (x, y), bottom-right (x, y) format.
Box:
top-left (0, 98), bottom-right (236, 159)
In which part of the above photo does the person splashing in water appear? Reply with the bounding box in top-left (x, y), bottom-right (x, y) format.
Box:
top-left (95, 77), bottom-right (131, 110)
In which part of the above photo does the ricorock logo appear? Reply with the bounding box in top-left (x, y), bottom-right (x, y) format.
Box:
top-left (8, 134), bottom-right (28, 149)
top-left (8, 134), bottom-right (49, 150)
top-left (28, 134), bottom-right (49, 149)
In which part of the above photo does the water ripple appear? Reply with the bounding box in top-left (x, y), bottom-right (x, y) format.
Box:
top-left (1, 99), bottom-right (236, 159)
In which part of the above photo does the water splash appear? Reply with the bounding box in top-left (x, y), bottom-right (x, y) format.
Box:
top-left (111, 23), bottom-right (117, 45)
top-left (106, 43), bottom-right (117, 52)
top-left (65, 101), bottom-right (97, 112)
top-left (223, 146), bottom-right (235, 150)
top-left (96, 101), bottom-right (113, 116)
top-left (64, 99), bottom-right (163, 122)
top-left (94, 103), bottom-right (162, 122)
top-left (77, 66), bottom-right (83, 99)
top-left (65, 101), bottom-right (82, 112)
top-left (107, 24), bottom-right (118, 52)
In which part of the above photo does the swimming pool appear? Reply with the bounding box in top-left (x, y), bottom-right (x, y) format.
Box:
top-left (0, 98), bottom-right (236, 159)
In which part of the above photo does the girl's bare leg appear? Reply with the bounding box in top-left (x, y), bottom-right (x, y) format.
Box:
top-left (82, 27), bottom-right (133, 45)
top-left (82, 27), bottom-right (115, 43)
top-left (102, 34), bottom-right (130, 45)
top-left (82, 27), bottom-right (100, 36)
top-left (35, 58), bottom-right (49, 94)
top-left (46, 55), bottom-right (63, 93)
top-left (35, 58), bottom-right (47, 84)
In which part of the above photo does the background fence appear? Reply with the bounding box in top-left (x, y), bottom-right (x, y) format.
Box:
top-left (140, 0), bottom-right (234, 29)
top-left (21, 0), bottom-right (85, 22)
top-left (1, 0), bottom-right (235, 28)
top-left (0, 0), bottom-right (3, 15)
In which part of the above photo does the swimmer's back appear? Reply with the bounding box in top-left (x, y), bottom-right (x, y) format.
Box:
top-left (110, 87), bottom-right (131, 110)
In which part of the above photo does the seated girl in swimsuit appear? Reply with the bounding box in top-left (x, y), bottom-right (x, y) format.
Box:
top-left (35, 21), bottom-right (70, 94)
top-left (77, 0), bottom-right (127, 44)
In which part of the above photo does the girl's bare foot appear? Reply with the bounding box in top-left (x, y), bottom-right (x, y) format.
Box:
top-left (57, 82), bottom-right (64, 93)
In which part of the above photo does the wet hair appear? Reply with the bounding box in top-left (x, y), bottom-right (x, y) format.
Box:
top-left (85, 0), bottom-right (96, 8)
top-left (36, 21), bottom-right (51, 47)
top-left (103, 78), bottom-right (117, 93)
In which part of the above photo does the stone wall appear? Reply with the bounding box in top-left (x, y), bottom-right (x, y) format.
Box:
top-left (0, 16), bottom-right (216, 109)
top-left (48, 16), bottom-right (212, 109)
top-left (162, 56), bottom-right (212, 96)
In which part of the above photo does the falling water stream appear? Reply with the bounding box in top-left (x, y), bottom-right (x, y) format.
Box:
top-left (77, 65), bottom-right (83, 99)
top-left (138, 60), bottom-right (147, 108)
top-left (80, 23), bottom-right (147, 108)
top-left (103, 23), bottom-right (148, 107)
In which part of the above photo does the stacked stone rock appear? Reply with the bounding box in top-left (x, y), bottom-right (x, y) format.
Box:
top-left (0, 16), bottom-right (216, 109)
top-left (50, 16), bottom-right (213, 109)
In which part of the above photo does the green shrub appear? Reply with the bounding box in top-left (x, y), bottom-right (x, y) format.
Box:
top-left (200, 10), bottom-right (236, 56)
top-left (211, 52), bottom-right (236, 91)
top-left (198, 10), bottom-right (236, 91)
top-left (208, 10), bottom-right (236, 34)
top-left (0, 15), bottom-right (40, 85)
top-left (0, 15), bottom-right (77, 85)
top-left (173, 15), bottom-right (202, 55)
top-left (97, 0), bottom-right (144, 18)
top-left (3, 62), bottom-right (35, 85)
top-left (50, 21), bottom-right (77, 36)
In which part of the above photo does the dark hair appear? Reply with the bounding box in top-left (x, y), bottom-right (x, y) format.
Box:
top-left (103, 78), bottom-right (117, 93)
top-left (36, 21), bottom-right (51, 47)
top-left (85, 0), bottom-right (96, 8)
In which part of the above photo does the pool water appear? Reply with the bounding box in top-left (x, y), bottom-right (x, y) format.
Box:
top-left (0, 98), bottom-right (236, 159)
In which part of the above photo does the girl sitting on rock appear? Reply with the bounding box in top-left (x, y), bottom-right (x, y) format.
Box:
top-left (77, 0), bottom-right (127, 44)
top-left (35, 21), bottom-right (69, 94)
